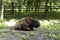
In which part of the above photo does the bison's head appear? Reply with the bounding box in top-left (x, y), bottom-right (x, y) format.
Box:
top-left (32, 20), bottom-right (40, 28)
top-left (28, 18), bottom-right (40, 28)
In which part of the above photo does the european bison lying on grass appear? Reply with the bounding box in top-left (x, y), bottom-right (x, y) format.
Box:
top-left (14, 17), bottom-right (40, 31)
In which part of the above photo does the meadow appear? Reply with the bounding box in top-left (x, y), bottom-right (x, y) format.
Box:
top-left (0, 19), bottom-right (60, 40)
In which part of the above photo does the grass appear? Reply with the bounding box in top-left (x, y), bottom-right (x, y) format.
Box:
top-left (0, 19), bottom-right (60, 40)
top-left (0, 22), bottom-right (7, 29)
top-left (39, 19), bottom-right (60, 40)
top-left (40, 20), bottom-right (60, 31)
top-left (47, 32), bottom-right (60, 40)
top-left (0, 30), bottom-right (8, 33)
top-left (0, 19), bottom-right (60, 31)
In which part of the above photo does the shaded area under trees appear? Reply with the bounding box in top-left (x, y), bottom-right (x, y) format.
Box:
top-left (0, 0), bottom-right (60, 20)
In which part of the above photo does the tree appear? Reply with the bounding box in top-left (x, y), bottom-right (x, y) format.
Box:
top-left (18, 0), bottom-right (22, 13)
top-left (34, 0), bottom-right (40, 13)
top-left (43, 0), bottom-right (49, 19)
top-left (0, 0), bottom-right (4, 21)
top-left (11, 2), bottom-right (14, 14)
top-left (26, 0), bottom-right (33, 12)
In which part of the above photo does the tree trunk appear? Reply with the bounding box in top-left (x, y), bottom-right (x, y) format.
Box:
top-left (34, 0), bottom-right (40, 13)
top-left (11, 2), bottom-right (14, 14)
top-left (0, 0), bottom-right (4, 21)
top-left (17, 0), bottom-right (22, 18)
top-left (49, 0), bottom-right (52, 19)
top-left (43, 0), bottom-right (49, 19)
top-left (26, 0), bottom-right (30, 12)
top-left (18, 0), bottom-right (21, 13)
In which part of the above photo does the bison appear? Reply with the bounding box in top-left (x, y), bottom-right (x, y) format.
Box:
top-left (14, 17), bottom-right (40, 31)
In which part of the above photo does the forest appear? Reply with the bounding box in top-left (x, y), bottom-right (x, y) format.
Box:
top-left (0, 0), bottom-right (60, 40)
top-left (0, 0), bottom-right (60, 20)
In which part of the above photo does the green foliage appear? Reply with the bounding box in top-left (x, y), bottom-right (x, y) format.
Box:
top-left (41, 20), bottom-right (60, 31)
top-left (3, 0), bottom-right (60, 19)
top-left (4, 0), bottom-right (18, 3)
top-left (0, 22), bottom-right (7, 29)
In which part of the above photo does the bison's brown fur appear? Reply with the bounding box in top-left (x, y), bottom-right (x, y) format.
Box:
top-left (14, 17), bottom-right (40, 31)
